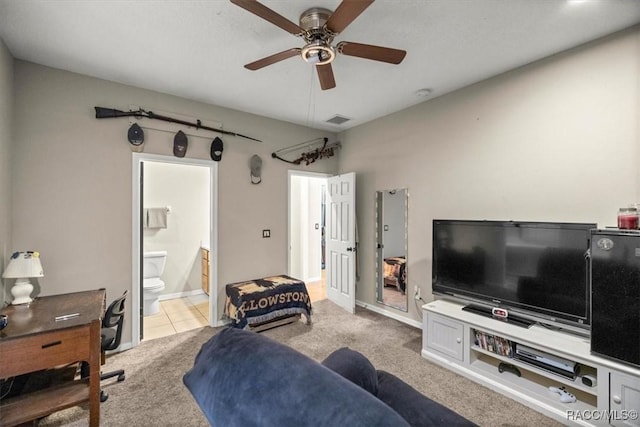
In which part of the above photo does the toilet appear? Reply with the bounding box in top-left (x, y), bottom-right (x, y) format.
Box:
top-left (143, 251), bottom-right (167, 316)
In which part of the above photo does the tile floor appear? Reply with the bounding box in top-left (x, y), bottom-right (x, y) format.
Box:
top-left (142, 293), bottom-right (209, 341)
top-left (142, 277), bottom-right (326, 342)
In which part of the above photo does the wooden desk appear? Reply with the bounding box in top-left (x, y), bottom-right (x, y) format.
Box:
top-left (0, 289), bottom-right (105, 427)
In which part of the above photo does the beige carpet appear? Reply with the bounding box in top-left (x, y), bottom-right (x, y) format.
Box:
top-left (40, 299), bottom-right (562, 426)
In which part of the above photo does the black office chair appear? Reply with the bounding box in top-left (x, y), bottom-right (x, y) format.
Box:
top-left (82, 290), bottom-right (127, 402)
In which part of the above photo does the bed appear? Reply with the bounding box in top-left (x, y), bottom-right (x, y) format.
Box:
top-left (383, 256), bottom-right (406, 293)
top-left (224, 275), bottom-right (312, 330)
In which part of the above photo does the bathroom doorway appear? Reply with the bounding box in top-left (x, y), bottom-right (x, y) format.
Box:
top-left (132, 153), bottom-right (218, 347)
top-left (288, 171), bottom-right (328, 302)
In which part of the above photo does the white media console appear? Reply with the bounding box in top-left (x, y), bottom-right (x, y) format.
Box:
top-left (422, 299), bottom-right (640, 426)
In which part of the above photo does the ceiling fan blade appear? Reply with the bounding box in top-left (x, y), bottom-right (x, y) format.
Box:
top-left (316, 64), bottom-right (336, 90)
top-left (325, 0), bottom-right (374, 34)
top-left (230, 0), bottom-right (303, 35)
top-left (245, 48), bottom-right (301, 70)
top-left (337, 41), bottom-right (406, 64)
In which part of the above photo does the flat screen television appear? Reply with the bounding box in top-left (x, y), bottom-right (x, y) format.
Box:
top-left (432, 220), bottom-right (596, 334)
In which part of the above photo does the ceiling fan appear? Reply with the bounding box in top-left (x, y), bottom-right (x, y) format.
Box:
top-left (230, 0), bottom-right (407, 90)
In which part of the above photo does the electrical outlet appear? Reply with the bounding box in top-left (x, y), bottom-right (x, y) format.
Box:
top-left (262, 229), bottom-right (271, 238)
top-left (414, 286), bottom-right (421, 301)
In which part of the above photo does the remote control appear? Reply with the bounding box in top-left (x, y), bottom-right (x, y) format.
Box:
top-left (498, 362), bottom-right (521, 377)
top-left (548, 386), bottom-right (576, 403)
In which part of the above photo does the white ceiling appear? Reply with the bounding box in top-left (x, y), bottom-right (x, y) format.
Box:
top-left (1, 0), bottom-right (639, 131)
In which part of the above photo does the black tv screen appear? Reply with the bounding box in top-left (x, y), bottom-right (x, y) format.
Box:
top-left (432, 220), bottom-right (596, 331)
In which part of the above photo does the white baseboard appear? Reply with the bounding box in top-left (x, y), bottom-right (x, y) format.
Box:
top-left (111, 341), bottom-right (133, 354)
top-left (356, 300), bottom-right (422, 329)
top-left (159, 289), bottom-right (205, 301)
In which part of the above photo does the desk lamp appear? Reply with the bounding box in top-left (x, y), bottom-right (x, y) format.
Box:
top-left (2, 251), bottom-right (44, 305)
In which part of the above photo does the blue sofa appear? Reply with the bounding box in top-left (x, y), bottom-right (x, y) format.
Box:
top-left (183, 328), bottom-right (477, 427)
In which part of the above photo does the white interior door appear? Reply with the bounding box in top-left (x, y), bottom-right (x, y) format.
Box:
top-left (325, 172), bottom-right (356, 313)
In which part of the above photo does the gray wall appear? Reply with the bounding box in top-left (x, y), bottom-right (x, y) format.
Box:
top-left (11, 61), bottom-right (337, 344)
top-left (4, 25), bottom-right (639, 337)
top-left (340, 26), bottom-right (640, 324)
top-left (0, 37), bottom-right (13, 305)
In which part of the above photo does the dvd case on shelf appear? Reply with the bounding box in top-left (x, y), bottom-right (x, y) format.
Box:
top-left (473, 329), bottom-right (514, 357)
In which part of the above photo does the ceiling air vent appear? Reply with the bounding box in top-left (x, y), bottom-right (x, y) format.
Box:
top-left (326, 115), bottom-right (351, 125)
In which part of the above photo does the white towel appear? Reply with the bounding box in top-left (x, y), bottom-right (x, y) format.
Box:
top-left (146, 208), bottom-right (167, 229)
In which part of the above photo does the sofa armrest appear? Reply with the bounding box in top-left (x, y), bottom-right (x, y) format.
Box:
top-left (377, 370), bottom-right (478, 427)
top-left (321, 347), bottom-right (378, 396)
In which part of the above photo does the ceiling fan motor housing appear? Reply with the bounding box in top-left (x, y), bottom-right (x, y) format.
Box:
top-left (299, 7), bottom-right (333, 37)
top-left (299, 7), bottom-right (337, 65)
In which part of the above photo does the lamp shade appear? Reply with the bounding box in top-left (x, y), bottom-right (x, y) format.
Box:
top-left (2, 251), bottom-right (44, 279)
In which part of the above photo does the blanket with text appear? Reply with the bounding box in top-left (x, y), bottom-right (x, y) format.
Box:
top-left (224, 275), bottom-right (312, 329)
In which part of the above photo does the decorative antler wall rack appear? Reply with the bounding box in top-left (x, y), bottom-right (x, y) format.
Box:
top-left (272, 137), bottom-right (341, 165)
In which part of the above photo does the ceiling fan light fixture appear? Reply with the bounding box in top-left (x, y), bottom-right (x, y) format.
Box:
top-left (301, 41), bottom-right (335, 65)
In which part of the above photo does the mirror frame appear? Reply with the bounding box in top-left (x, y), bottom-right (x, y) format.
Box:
top-left (375, 188), bottom-right (408, 312)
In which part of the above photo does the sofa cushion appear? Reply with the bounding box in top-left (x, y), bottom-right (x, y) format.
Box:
top-left (183, 328), bottom-right (411, 427)
top-left (376, 370), bottom-right (478, 427)
top-left (321, 347), bottom-right (378, 396)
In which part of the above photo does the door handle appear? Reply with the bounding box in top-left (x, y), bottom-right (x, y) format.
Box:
top-left (347, 247), bottom-right (356, 252)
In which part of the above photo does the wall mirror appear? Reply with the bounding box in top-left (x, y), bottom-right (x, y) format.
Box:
top-left (376, 188), bottom-right (408, 312)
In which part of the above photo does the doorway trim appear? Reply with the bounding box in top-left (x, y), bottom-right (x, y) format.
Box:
top-left (287, 170), bottom-right (330, 280)
top-left (131, 153), bottom-right (219, 348)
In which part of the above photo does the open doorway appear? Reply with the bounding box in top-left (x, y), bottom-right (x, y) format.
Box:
top-left (132, 153), bottom-right (218, 348)
top-left (288, 171), bottom-right (329, 302)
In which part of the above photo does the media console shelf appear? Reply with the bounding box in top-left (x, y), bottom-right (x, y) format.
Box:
top-left (422, 299), bottom-right (640, 427)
